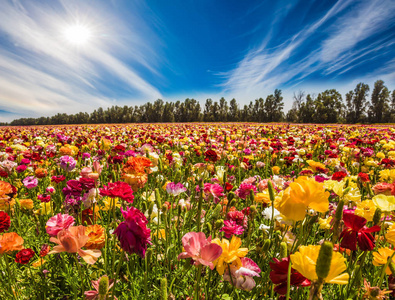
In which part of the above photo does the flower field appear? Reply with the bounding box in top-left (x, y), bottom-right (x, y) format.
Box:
top-left (2, 123), bottom-right (395, 299)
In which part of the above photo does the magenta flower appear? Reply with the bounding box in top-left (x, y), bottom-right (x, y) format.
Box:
top-left (224, 257), bottom-right (261, 291)
top-left (235, 183), bottom-right (257, 200)
top-left (114, 207), bottom-right (151, 258)
top-left (59, 155), bottom-right (77, 172)
top-left (22, 176), bottom-right (38, 189)
top-left (166, 182), bottom-right (187, 196)
top-left (46, 213), bottom-right (75, 237)
top-left (203, 183), bottom-right (224, 204)
top-left (178, 232), bottom-right (222, 269)
top-left (220, 220), bottom-right (244, 238)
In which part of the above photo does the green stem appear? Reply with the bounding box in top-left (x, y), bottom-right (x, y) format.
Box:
top-left (286, 258), bottom-right (292, 300)
top-left (110, 251), bottom-right (125, 300)
top-left (73, 254), bottom-right (85, 298)
top-left (194, 265), bottom-right (203, 300)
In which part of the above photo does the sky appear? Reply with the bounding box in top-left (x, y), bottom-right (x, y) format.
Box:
top-left (0, 0), bottom-right (395, 122)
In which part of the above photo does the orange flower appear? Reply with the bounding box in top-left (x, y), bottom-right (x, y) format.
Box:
top-left (123, 157), bottom-right (153, 175)
top-left (59, 146), bottom-right (72, 156)
top-left (85, 225), bottom-right (105, 250)
top-left (0, 232), bottom-right (24, 254)
top-left (19, 199), bottom-right (34, 210)
top-left (0, 181), bottom-right (14, 201)
top-left (35, 168), bottom-right (48, 178)
top-left (48, 226), bottom-right (101, 264)
top-left (121, 173), bottom-right (148, 192)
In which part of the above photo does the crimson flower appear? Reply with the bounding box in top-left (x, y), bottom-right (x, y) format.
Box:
top-left (204, 149), bottom-right (218, 162)
top-left (100, 181), bottom-right (134, 203)
top-left (340, 211), bottom-right (380, 251)
top-left (15, 248), bottom-right (35, 264)
top-left (332, 171), bottom-right (347, 182)
top-left (358, 172), bottom-right (370, 183)
top-left (0, 211), bottom-right (11, 233)
top-left (269, 257), bottom-right (310, 295)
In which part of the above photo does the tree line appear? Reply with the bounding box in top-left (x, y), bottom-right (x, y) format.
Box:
top-left (3, 80), bottom-right (395, 126)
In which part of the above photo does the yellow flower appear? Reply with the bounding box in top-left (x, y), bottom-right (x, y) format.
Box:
top-left (354, 200), bottom-right (376, 222)
top-left (373, 247), bottom-right (395, 275)
top-left (318, 216), bottom-right (332, 230)
top-left (85, 224), bottom-right (106, 249)
top-left (290, 245), bottom-right (349, 284)
top-left (211, 236), bottom-right (248, 275)
top-left (100, 197), bottom-right (121, 211)
top-left (34, 202), bottom-right (53, 216)
top-left (372, 194), bottom-right (395, 212)
top-left (275, 177), bottom-right (329, 221)
top-left (152, 229), bottom-right (166, 240)
top-left (385, 224), bottom-right (395, 246)
top-left (255, 191), bottom-right (271, 205)
top-left (32, 259), bottom-right (46, 268)
top-left (19, 199), bottom-right (34, 210)
top-left (272, 166), bottom-right (280, 174)
top-left (379, 169), bottom-right (395, 182)
top-left (377, 152), bottom-right (385, 159)
top-left (306, 160), bottom-right (326, 172)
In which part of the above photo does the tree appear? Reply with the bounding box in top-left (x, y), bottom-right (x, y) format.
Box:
top-left (313, 90), bottom-right (344, 123)
top-left (369, 80), bottom-right (390, 123)
top-left (228, 98), bottom-right (239, 122)
top-left (345, 83), bottom-right (370, 123)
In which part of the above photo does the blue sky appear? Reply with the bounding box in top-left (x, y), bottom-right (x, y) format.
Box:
top-left (0, 0), bottom-right (395, 121)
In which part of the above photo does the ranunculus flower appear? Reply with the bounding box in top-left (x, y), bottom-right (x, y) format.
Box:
top-left (340, 211), bottom-right (380, 251)
top-left (59, 155), bottom-right (77, 172)
top-left (85, 224), bottom-right (106, 250)
top-left (220, 220), bottom-right (244, 238)
top-left (373, 247), bottom-right (395, 275)
top-left (48, 226), bottom-right (101, 264)
top-left (0, 232), bottom-right (24, 254)
top-left (15, 248), bottom-right (35, 264)
top-left (166, 182), bottom-right (187, 196)
top-left (276, 176), bottom-right (329, 221)
top-left (290, 245), bottom-right (349, 284)
top-left (203, 183), bottom-right (224, 203)
top-left (22, 176), bottom-right (38, 189)
top-left (100, 181), bottom-right (134, 203)
top-left (113, 206), bottom-right (151, 258)
top-left (269, 257), bottom-right (310, 295)
top-left (204, 149), bottom-right (218, 162)
top-left (178, 232), bottom-right (223, 269)
top-left (46, 213), bottom-right (75, 237)
top-left (0, 211), bottom-right (11, 233)
top-left (224, 257), bottom-right (261, 291)
top-left (235, 183), bottom-right (257, 200)
top-left (373, 194), bottom-right (395, 212)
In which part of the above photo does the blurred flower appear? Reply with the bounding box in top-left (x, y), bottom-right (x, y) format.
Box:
top-left (235, 183), bottom-right (257, 200)
top-left (114, 206), bottom-right (151, 258)
top-left (373, 194), bottom-right (395, 212)
top-left (203, 183), bottom-right (224, 203)
top-left (23, 176), bottom-right (38, 189)
top-left (46, 213), bottom-right (75, 237)
top-left (290, 245), bottom-right (349, 284)
top-left (0, 232), bottom-right (24, 254)
top-left (178, 232), bottom-right (222, 269)
top-left (48, 226), bottom-right (101, 264)
top-left (19, 199), bottom-right (34, 210)
top-left (362, 279), bottom-right (391, 299)
top-left (224, 257), bottom-right (261, 291)
top-left (220, 220), bottom-right (244, 238)
top-left (59, 155), bottom-right (77, 172)
top-left (166, 182), bottom-right (187, 196)
top-left (0, 211), bottom-right (11, 233)
top-left (372, 247), bottom-right (395, 275)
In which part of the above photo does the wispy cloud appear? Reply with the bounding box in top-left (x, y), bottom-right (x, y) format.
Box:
top-left (0, 0), bottom-right (162, 121)
top-left (220, 0), bottom-right (395, 102)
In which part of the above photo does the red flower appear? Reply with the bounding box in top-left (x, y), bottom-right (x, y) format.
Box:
top-left (332, 171), bottom-right (347, 182)
top-left (358, 172), bottom-right (370, 183)
top-left (15, 248), bottom-right (35, 264)
top-left (51, 175), bottom-right (66, 183)
top-left (204, 150), bottom-right (218, 162)
top-left (340, 211), bottom-right (380, 251)
top-left (0, 211), bottom-right (11, 233)
top-left (100, 181), bottom-right (134, 203)
top-left (269, 257), bottom-right (310, 295)
top-left (225, 182), bottom-right (233, 191)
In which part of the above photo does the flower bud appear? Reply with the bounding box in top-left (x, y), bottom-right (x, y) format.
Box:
top-left (267, 181), bottom-right (276, 203)
top-left (262, 239), bottom-right (271, 252)
top-left (373, 208), bottom-right (382, 226)
top-left (98, 275), bottom-right (109, 296)
top-left (316, 241), bottom-right (333, 279)
top-left (228, 191), bottom-right (235, 201)
top-left (210, 203), bottom-right (222, 220)
top-left (250, 205), bottom-right (257, 214)
top-left (160, 278), bottom-right (168, 300)
top-left (215, 219), bottom-right (224, 229)
top-left (280, 242), bottom-right (288, 259)
top-left (249, 189), bottom-right (255, 202)
top-left (205, 222), bottom-right (212, 232)
top-left (229, 199), bottom-right (237, 207)
top-left (148, 202), bottom-right (155, 217)
top-left (155, 188), bottom-right (162, 208)
top-left (146, 248), bottom-right (153, 266)
top-left (335, 199), bottom-right (345, 221)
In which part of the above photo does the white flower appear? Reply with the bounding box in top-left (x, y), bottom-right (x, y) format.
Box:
top-left (258, 224), bottom-right (270, 232)
top-left (262, 207), bottom-right (281, 220)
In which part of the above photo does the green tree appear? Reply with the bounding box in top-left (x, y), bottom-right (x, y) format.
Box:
top-left (369, 80), bottom-right (390, 123)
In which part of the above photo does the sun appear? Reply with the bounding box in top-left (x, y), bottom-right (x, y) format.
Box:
top-left (63, 24), bottom-right (92, 46)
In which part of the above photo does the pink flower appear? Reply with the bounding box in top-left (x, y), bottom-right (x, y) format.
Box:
top-left (220, 220), bottom-right (244, 238)
top-left (46, 213), bottom-right (75, 237)
top-left (203, 183), bottom-right (224, 203)
top-left (59, 155), bottom-right (77, 172)
top-left (84, 276), bottom-right (116, 300)
top-left (166, 182), bottom-right (187, 196)
top-left (372, 182), bottom-right (394, 195)
top-left (224, 257), bottom-right (261, 291)
top-left (178, 232), bottom-right (222, 269)
top-left (48, 226), bottom-right (101, 264)
top-left (114, 207), bottom-right (151, 258)
top-left (80, 167), bottom-right (93, 178)
top-left (235, 183), bottom-right (257, 200)
top-left (22, 176), bottom-right (38, 189)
